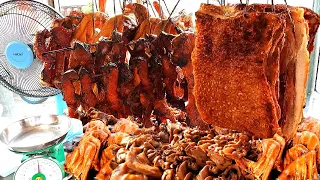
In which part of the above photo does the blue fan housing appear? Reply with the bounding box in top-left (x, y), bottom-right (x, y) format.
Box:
top-left (5, 41), bottom-right (33, 69)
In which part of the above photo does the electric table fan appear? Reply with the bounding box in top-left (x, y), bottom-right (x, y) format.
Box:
top-left (0, 0), bottom-right (62, 98)
top-left (0, 115), bottom-right (72, 180)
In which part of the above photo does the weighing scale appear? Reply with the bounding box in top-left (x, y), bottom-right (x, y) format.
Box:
top-left (0, 115), bottom-right (72, 180)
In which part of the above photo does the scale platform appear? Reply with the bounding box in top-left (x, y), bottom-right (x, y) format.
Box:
top-left (0, 115), bottom-right (71, 153)
top-left (0, 115), bottom-right (82, 179)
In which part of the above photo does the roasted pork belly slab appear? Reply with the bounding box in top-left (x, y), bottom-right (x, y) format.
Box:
top-left (278, 8), bottom-right (310, 140)
top-left (193, 4), bottom-right (320, 139)
top-left (235, 4), bottom-right (320, 140)
top-left (193, 4), bottom-right (286, 138)
top-left (235, 4), bottom-right (320, 53)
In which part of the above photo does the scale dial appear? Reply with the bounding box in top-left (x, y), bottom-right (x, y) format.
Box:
top-left (14, 156), bottom-right (63, 180)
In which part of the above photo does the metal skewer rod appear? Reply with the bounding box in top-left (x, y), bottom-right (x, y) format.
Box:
top-left (160, 0), bottom-right (181, 33)
top-left (146, 0), bottom-right (157, 17)
top-left (42, 47), bottom-right (74, 55)
top-left (112, 0), bottom-right (118, 32)
top-left (283, 0), bottom-right (295, 32)
top-left (120, 0), bottom-right (126, 38)
top-left (42, 43), bottom-right (99, 56)
top-left (146, 0), bottom-right (152, 34)
top-left (119, 0), bottom-right (123, 11)
top-left (92, 0), bottom-right (95, 39)
top-left (94, 0), bottom-right (99, 11)
top-left (161, 0), bottom-right (170, 14)
top-left (215, 0), bottom-right (222, 6)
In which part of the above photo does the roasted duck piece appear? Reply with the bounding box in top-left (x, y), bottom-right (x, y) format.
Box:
top-left (72, 13), bottom-right (93, 43)
top-left (72, 12), bottom-right (108, 44)
top-left (41, 62), bottom-right (55, 87)
top-left (124, 3), bottom-right (149, 26)
top-left (303, 7), bottom-right (320, 52)
top-left (61, 69), bottom-right (80, 118)
top-left (152, 33), bottom-right (183, 105)
top-left (153, 19), bottom-right (179, 35)
top-left (172, 10), bottom-right (194, 31)
top-left (95, 32), bottom-right (128, 72)
top-left (51, 26), bottom-right (72, 48)
top-left (101, 63), bottom-right (121, 117)
top-left (94, 38), bottom-right (113, 74)
top-left (48, 27), bottom-right (72, 86)
top-left (79, 67), bottom-right (98, 110)
top-left (153, 1), bottom-right (166, 19)
top-left (109, 41), bottom-right (127, 63)
top-left (130, 57), bottom-right (153, 117)
top-left (38, 26), bottom-right (72, 87)
top-left (172, 32), bottom-right (208, 129)
top-left (128, 39), bottom-right (155, 125)
top-left (193, 4), bottom-right (286, 138)
top-left (95, 14), bottom-right (137, 42)
top-left (117, 62), bottom-right (135, 117)
top-left (68, 42), bottom-right (93, 69)
top-left (52, 11), bottom-right (84, 30)
top-left (133, 18), bottom-right (161, 40)
top-left (34, 29), bottom-right (55, 64)
top-left (53, 51), bottom-right (66, 87)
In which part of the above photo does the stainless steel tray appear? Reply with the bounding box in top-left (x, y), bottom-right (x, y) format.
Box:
top-left (0, 115), bottom-right (72, 153)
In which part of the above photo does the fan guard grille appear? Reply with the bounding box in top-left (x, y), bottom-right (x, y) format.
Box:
top-left (0, 0), bottom-right (62, 97)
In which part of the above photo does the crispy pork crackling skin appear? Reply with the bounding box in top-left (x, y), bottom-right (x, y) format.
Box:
top-left (234, 4), bottom-right (320, 140)
top-left (193, 4), bottom-right (286, 138)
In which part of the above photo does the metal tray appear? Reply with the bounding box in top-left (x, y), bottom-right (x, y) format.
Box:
top-left (0, 115), bottom-right (72, 153)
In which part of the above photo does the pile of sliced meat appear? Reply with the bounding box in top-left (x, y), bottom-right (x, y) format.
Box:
top-left (64, 109), bottom-right (320, 179)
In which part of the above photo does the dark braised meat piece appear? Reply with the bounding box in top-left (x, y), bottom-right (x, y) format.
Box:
top-left (61, 69), bottom-right (80, 118)
top-left (41, 62), bottom-right (55, 87)
top-left (51, 26), bottom-right (72, 48)
top-left (95, 38), bottom-right (113, 73)
top-left (172, 32), bottom-right (208, 129)
top-left (68, 42), bottom-right (93, 69)
top-left (34, 29), bottom-right (55, 63)
top-left (79, 67), bottom-right (98, 110)
top-left (101, 63), bottom-right (122, 117)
